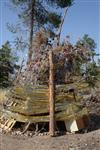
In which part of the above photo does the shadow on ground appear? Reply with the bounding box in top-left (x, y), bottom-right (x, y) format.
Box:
top-left (88, 113), bottom-right (100, 131)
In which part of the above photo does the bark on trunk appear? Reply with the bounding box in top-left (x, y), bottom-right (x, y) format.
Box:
top-left (27, 0), bottom-right (35, 65)
top-left (58, 7), bottom-right (68, 44)
top-left (49, 51), bottom-right (55, 136)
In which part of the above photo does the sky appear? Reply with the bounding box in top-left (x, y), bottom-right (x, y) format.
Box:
top-left (0, 0), bottom-right (100, 61)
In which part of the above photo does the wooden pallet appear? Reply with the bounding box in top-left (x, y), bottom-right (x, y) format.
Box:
top-left (0, 115), bottom-right (16, 132)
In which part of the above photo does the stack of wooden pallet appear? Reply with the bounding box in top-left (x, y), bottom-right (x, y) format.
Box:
top-left (1, 82), bottom-right (89, 124)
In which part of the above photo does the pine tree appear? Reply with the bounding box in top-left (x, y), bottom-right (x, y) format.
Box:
top-left (75, 35), bottom-right (100, 86)
top-left (11, 0), bottom-right (73, 64)
top-left (0, 42), bottom-right (18, 87)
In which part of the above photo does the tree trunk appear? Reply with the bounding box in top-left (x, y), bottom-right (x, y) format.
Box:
top-left (58, 7), bottom-right (68, 44)
top-left (49, 51), bottom-right (55, 136)
top-left (27, 0), bottom-right (35, 65)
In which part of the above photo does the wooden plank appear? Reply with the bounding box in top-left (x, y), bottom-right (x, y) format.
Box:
top-left (2, 107), bottom-right (88, 123)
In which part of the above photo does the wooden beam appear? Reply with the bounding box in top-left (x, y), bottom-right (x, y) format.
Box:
top-left (49, 51), bottom-right (55, 136)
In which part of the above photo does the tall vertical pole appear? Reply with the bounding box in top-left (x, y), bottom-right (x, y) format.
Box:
top-left (49, 51), bottom-right (55, 136)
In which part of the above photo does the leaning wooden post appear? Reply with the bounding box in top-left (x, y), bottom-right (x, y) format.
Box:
top-left (49, 50), bottom-right (55, 136)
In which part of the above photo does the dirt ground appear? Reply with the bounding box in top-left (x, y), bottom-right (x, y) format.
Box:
top-left (0, 129), bottom-right (100, 150)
